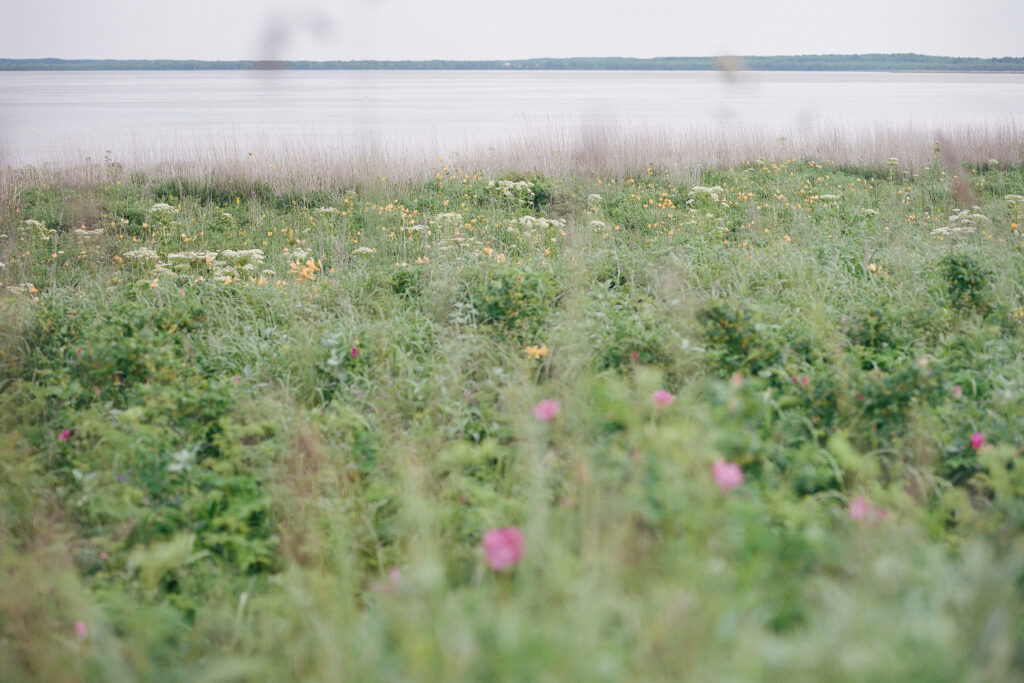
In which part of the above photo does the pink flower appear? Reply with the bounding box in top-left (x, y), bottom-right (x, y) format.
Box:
top-left (532, 399), bottom-right (561, 422)
top-left (652, 389), bottom-right (675, 408)
top-left (849, 495), bottom-right (888, 523)
top-left (800, 375), bottom-right (809, 386)
top-left (712, 460), bottom-right (744, 493)
top-left (482, 526), bottom-right (525, 571)
top-left (351, 347), bottom-right (359, 359)
top-left (729, 373), bottom-right (743, 387)
top-left (371, 567), bottom-right (401, 593)
top-left (58, 429), bottom-right (70, 442)
top-left (953, 385), bottom-right (962, 398)
top-left (99, 551), bottom-right (108, 560)
top-left (970, 432), bottom-right (985, 450)
top-left (74, 620), bottom-right (88, 638)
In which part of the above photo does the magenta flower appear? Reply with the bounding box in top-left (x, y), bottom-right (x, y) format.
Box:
top-left (58, 429), bottom-right (70, 442)
top-left (482, 526), bottom-right (525, 571)
top-left (652, 389), bottom-right (675, 408)
top-left (74, 620), bottom-right (88, 638)
top-left (953, 385), bottom-right (962, 398)
top-left (970, 432), bottom-right (985, 450)
top-left (712, 460), bottom-right (744, 493)
top-left (351, 346), bottom-right (359, 359)
top-left (532, 399), bottom-right (561, 422)
top-left (849, 495), bottom-right (888, 523)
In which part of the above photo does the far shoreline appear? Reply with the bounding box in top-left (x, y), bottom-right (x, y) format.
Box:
top-left (2, 53), bottom-right (1024, 73)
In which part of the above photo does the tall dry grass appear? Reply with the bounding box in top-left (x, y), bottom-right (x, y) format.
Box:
top-left (2, 122), bottom-right (1022, 202)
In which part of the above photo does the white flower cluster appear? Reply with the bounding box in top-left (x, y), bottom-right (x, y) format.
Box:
top-left (513, 215), bottom-right (566, 231)
top-left (435, 236), bottom-right (484, 252)
top-left (488, 179), bottom-right (535, 204)
top-left (403, 224), bottom-right (428, 233)
top-left (313, 207), bottom-right (339, 214)
top-left (352, 246), bottom-right (377, 255)
top-left (150, 203), bottom-right (179, 215)
top-left (862, 208), bottom-right (879, 216)
top-left (21, 220), bottom-right (56, 241)
top-left (219, 249), bottom-right (266, 266)
top-left (816, 194), bottom-right (841, 201)
top-left (1005, 194), bottom-right (1024, 206)
top-left (167, 251), bottom-right (218, 263)
top-left (687, 185), bottom-right (725, 203)
top-left (73, 227), bottom-right (104, 239)
top-left (288, 247), bottom-right (309, 260)
top-left (589, 220), bottom-right (608, 228)
top-left (433, 212), bottom-right (464, 227)
top-left (123, 248), bottom-right (160, 261)
top-left (587, 193), bottom-right (602, 210)
top-left (129, 248), bottom-right (271, 281)
top-left (930, 208), bottom-right (988, 238)
top-left (6, 283), bottom-right (38, 295)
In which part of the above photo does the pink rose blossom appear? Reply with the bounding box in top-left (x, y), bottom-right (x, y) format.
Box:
top-left (532, 399), bottom-right (561, 422)
top-left (652, 389), bottom-right (675, 408)
top-left (712, 460), bottom-right (744, 493)
top-left (58, 429), bottom-right (70, 442)
top-left (74, 620), bottom-right (88, 638)
top-left (371, 567), bottom-right (401, 593)
top-left (849, 495), bottom-right (888, 523)
top-left (482, 526), bottom-right (525, 571)
top-left (970, 432), bottom-right (985, 450)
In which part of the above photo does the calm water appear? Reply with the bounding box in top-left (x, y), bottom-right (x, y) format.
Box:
top-left (1, 70), bottom-right (1023, 165)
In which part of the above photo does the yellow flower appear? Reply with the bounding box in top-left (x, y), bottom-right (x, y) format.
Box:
top-left (524, 343), bottom-right (549, 360)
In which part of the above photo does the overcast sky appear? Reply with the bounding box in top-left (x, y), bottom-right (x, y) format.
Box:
top-left (3, 0), bottom-right (1023, 61)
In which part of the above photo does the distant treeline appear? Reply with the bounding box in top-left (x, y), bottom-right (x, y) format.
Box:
top-left (2, 54), bottom-right (1023, 72)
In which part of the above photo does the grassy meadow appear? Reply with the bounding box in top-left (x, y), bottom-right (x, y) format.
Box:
top-left (1, 147), bottom-right (1024, 680)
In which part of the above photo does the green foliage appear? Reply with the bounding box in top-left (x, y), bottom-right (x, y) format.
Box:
top-left (941, 252), bottom-right (991, 312)
top-left (465, 265), bottom-right (555, 341)
top-left (698, 301), bottom-right (780, 374)
top-left (2, 161), bottom-right (1024, 681)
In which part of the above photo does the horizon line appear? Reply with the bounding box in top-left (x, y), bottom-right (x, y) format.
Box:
top-left (3, 52), bottom-right (1024, 63)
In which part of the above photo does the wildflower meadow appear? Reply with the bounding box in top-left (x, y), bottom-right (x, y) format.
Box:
top-left (1, 150), bottom-right (1023, 680)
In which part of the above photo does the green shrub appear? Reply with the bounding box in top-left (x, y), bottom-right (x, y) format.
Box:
top-left (941, 253), bottom-right (991, 312)
top-left (698, 301), bottom-right (780, 375)
top-left (466, 265), bottom-right (555, 342)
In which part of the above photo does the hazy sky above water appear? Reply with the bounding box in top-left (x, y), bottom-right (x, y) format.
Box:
top-left (2, 0), bottom-right (1023, 61)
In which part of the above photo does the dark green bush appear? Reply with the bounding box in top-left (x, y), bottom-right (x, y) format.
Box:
top-left (698, 302), bottom-right (780, 374)
top-left (941, 253), bottom-right (991, 312)
top-left (467, 266), bottom-right (554, 342)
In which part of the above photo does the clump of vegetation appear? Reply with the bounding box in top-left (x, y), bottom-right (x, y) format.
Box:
top-left (941, 252), bottom-right (992, 312)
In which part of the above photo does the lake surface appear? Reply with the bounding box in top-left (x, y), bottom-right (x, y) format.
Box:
top-left (1, 70), bottom-right (1022, 165)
